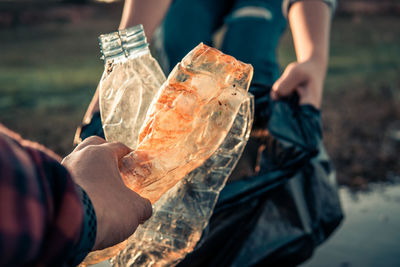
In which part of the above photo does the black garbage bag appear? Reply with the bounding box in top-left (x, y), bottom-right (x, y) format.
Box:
top-left (76, 92), bottom-right (343, 267)
top-left (176, 93), bottom-right (344, 267)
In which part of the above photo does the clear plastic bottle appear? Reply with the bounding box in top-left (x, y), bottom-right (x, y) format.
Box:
top-left (99, 25), bottom-right (166, 150)
top-left (112, 44), bottom-right (255, 266)
top-left (80, 25), bottom-right (166, 266)
top-left (119, 43), bottom-right (254, 204)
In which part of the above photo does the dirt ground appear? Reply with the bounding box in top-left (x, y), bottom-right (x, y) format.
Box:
top-left (323, 86), bottom-right (400, 188)
top-left (1, 3), bottom-right (399, 189)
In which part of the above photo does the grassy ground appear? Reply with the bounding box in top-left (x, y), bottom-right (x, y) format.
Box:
top-left (0, 4), bottom-right (120, 153)
top-left (0, 5), bottom-right (399, 187)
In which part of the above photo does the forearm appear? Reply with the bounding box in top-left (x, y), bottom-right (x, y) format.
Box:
top-left (119, 0), bottom-right (172, 41)
top-left (288, 0), bottom-right (332, 69)
top-left (0, 125), bottom-right (86, 266)
top-left (272, 1), bottom-right (333, 108)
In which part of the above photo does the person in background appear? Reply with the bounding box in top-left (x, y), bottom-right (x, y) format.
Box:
top-left (0, 124), bottom-right (152, 266)
top-left (123, 0), bottom-right (334, 108)
top-left (78, 0), bottom-right (334, 127)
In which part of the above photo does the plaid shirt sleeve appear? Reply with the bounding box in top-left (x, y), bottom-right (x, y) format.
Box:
top-left (0, 124), bottom-right (84, 266)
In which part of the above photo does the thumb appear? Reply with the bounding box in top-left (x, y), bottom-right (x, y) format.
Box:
top-left (272, 63), bottom-right (306, 99)
top-left (102, 142), bottom-right (132, 161)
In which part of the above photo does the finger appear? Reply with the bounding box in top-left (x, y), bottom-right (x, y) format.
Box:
top-left (74, 136), bottom-right (106, 152)
top-left (271, 63), bottom-right (306, 99)
top-left (102, 142), bottom-right (132, 160)
top-left (135, 196), bottom-right (152, 224)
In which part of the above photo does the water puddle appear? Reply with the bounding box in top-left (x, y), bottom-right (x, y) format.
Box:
top-left (301, 182), bottom-right (400, 267)
top-left (93, 182), bottom-right (400, 267)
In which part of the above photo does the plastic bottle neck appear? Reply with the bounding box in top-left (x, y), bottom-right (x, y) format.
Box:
top-left (98, 24), bottom-right (149, 64)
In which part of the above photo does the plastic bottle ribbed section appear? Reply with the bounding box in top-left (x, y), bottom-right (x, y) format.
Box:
top-left (99, 24), bottom-right (149, 63)
top-left (112, 94), bottom-right (254, 267)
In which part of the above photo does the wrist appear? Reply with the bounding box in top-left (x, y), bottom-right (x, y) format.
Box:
top-left (299, 50), bottom-right (327, 67)
top-left (67, 187), bottom-right (97, 266)
top-left (300, 54), bottom-right (328, 79)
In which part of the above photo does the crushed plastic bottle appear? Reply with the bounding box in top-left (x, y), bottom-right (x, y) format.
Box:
top-left (113, 43), bottom-right (254, 266)
top-left (81, 25), bottom-right (254, 266)
top-left (119, 43), bottom-right (253, 203)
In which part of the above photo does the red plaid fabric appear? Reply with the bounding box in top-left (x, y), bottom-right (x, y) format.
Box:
top-left (0, 124), bottom-right (84, 266)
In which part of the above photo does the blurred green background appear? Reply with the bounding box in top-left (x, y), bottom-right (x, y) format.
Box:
top-left (0, 0), bottom-right (399, 188)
